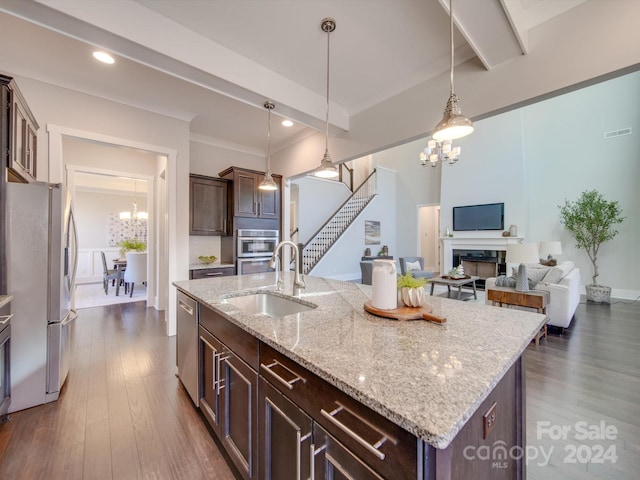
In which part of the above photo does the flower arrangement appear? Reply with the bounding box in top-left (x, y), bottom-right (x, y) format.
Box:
top-left (117, 238), bottom-right (147, 258)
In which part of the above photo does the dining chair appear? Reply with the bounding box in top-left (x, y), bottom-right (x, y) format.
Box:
top-left (101, 251), bottom-right (119, 295)
top-left (124, 252), bottom-right (147, 298)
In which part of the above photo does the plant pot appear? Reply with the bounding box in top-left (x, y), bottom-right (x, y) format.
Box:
top-left (400, 287), bottom-right (426, 307)
top-left (585, 284), bottom-right (611, 303)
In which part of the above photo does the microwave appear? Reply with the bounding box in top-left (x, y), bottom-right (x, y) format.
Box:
top-left (236, 229), bottom-right (279, 258)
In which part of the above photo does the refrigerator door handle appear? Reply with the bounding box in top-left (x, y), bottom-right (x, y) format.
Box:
top-left (68, 206), bottom-right (79, 292)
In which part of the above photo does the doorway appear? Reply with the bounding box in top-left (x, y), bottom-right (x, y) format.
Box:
top-left (71, 170), bottom-right (151, 308)
top-left (418, 205), bottom-right (440, 274)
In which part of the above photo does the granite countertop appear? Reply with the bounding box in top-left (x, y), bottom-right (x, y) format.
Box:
top-left (0, 295), bottom-right (12, 309)
top-left (189, 263), bottom-right (235, 271)
top-left (173, 272), bottom-right (545, 449)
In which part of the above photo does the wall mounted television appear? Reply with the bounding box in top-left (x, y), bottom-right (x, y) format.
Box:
top-left (453, 202), bottom-right (504, 231)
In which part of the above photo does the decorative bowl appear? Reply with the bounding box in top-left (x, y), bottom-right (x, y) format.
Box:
top-left (198, 255), bottom-right (217, 265)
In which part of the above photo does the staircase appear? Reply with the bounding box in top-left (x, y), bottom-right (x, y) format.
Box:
top-left (300, 170), bottom-right (378, 274)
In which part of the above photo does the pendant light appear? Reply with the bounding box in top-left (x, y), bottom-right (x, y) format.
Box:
top-left (314, 17), bottom-right (339, 179)
top-left (258, 101), bottom-right (278, 191)
top-left (432, 0), bottom-right (473, 142)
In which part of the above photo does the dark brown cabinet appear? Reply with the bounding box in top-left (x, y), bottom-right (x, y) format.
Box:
top-left (219, 167), bottom-right (281, 220)
top-left (199, 304), bottom-right (259, 480)
top-left (189, 174), bottom-right (228, 235)
top-left (1, 75), bottom-right (39, 183)
top-left (189, 266), bottom-right (235, 279)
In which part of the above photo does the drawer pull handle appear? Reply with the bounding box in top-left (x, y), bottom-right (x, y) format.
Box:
top-left (206, 272), bottom-right (223, 276)
top-left (310, 443), bottom-right (326, 480)
top-left (214, 352), bottom-right (230, 395)
top-left (260, 360), bottom-right (306, 390)
top-left (0, 314), bottom-right (13, 325)
top-left (321, 404), bottom-right (391, 461)
top-left (179, 300), bottom-right (194, 315)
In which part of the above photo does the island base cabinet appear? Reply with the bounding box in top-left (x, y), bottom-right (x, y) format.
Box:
top-left (258, 377), bottom-right (312, 480)
top-left (198, 322), bottom-right (258, 480)
top-left (312, 424), bottom-right (385, 480)
top-left (429, 358), bottom-right (524, 480)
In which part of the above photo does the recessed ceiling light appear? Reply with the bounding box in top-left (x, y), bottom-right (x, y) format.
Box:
top-left (282, 120), bottom-right (293, 127)
top-left (93, 51), bottom-right (115, 64)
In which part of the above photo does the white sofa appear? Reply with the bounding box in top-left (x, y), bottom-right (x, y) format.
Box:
top-left (485, 261), bottom-right (581, 329)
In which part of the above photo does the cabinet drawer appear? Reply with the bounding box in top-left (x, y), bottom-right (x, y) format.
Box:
top-left (199, 304), bottom-right (259, 370)
top-left (190, 266), bottom-right (235, 279)
top-left (259, 343), bottom-right (418, 479)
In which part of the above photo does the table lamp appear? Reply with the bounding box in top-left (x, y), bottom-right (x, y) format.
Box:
top-left (506, 243), bottom-right (540, 292)
top-left (539, 241), bottom-right (562, 260)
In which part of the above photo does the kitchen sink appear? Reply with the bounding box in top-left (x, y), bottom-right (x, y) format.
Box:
top-left (222, 292), bottom-right (316, 318)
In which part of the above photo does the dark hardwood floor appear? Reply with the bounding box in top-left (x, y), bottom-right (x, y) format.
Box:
top-left (0, 302), bottom-right (236, 480)
top-left (525, 299), bottom-right (640, 480)
top-left (0, 297), bottom-right (638, 479)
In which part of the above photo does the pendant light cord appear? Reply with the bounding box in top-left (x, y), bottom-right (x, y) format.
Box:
top-left (449, 0), bottom-right (454, 96)
top-left (266, 105), bottom-right (272, 173)
top-left (325, 23), bottom-right (331, 154)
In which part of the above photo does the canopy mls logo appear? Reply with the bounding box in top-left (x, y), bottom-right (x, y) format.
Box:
top-left (463, 420), bottom-right (619, 469)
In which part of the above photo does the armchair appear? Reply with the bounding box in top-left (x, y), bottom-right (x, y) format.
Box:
top-left (399, 257), bottom-right (435, 280)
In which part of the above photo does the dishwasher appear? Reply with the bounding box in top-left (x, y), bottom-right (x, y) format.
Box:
top-left (177, 291), bottom-right (198, 406)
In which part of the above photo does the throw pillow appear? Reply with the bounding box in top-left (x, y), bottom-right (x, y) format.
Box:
top-left (542, 266), bottom-right (564, 284)
top-left (406, 260), bottom-right (421, 271)
top-left (511, 265), bottom-right (550, 289)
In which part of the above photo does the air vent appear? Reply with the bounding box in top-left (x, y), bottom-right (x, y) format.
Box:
top-left (604, 128), bottom-right (632, 139)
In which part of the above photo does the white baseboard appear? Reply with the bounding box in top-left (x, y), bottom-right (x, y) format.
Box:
top-left (580, 286), bottom-right (640, 301)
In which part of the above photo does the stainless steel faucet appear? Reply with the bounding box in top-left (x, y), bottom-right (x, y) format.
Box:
top-left (269, 240), bottom-right (305, 293)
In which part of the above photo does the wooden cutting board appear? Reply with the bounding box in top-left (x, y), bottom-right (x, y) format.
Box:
top-left (364, 301), bottom-right (447, 324)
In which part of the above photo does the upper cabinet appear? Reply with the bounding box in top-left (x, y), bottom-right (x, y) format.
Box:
top-left (189, 174), bottom-right (229, 236)
top-left (219, 167), bottom-right (281, 220)
top-left (1, 75), bottom-right (38, 183)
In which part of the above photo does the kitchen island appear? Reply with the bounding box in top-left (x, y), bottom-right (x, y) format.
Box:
top-left (174, 272), bottom-right (545, 479)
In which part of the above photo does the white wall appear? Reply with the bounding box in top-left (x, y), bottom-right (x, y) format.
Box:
top-left (75, 191), bottom-right (147, 249)
top-left (369, 140), bottom-right (441, 259)
top-left (190, 140), bottom-right (265, 177)
top-left (441, 71), bottom-right (640, 299)
top-left (311, 168), bottom-right (397, 281)
top-left (292, 176), bottom-right (351, 243)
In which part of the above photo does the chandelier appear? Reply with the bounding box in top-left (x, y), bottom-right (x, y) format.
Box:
top-left (314, 17), bottom-right (339, 179)
top-left (119, 179), bottom-right (148, 225)
top-left (420, 0), bottom-right (473, 168)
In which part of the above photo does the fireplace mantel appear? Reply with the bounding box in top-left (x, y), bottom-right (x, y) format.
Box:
top-left (441, 236), bottom-right (523, 271)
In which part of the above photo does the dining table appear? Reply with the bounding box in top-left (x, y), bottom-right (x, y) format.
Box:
top-left (112, 259), bottom-right (127, 296)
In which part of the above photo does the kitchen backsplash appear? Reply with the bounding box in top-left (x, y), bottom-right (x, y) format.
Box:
top-left (189, 236), bottom-right (221, 264)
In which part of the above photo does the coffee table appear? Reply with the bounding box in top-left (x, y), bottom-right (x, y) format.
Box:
top-left (429, 275), bottom-right (479, 300)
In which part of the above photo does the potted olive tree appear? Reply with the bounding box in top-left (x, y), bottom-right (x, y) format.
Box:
top-left (559, 190), bottom-right (624, 303)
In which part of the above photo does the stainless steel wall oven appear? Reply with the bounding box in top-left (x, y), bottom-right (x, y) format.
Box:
top-left (236, 229), bottom-right (278, 275)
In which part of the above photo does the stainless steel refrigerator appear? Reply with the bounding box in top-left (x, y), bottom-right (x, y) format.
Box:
top-left (5, 181), bottom-right (78, 412)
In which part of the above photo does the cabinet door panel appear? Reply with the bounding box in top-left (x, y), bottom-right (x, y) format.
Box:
top-left (258, 185), bottom-right (280, 219)
top-left (199, 326), bottom-right (223, 434)
top-left (222, 352), bottom-right (258, 479)
top-left (13, 100), bottom-right (26, 171)
top-left (259, 377), bottom-right (312, 480)
top-left (190, 176), bottom-right (228, 235)
top-left (235, 172), bottom-right (258, 217)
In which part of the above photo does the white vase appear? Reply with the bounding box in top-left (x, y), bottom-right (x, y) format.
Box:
top-left (401, 287), bottom-right (425, 307)
top-left (372, 259), bottom-right (398, 310)
top-left (585, 284), bottom-right (611, 303)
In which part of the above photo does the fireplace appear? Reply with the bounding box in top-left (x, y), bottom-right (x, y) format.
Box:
top-left (442, 236), bottom-right (522, 289)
